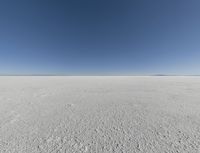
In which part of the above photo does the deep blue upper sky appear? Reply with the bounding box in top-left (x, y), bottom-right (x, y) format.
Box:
top-left (0, 0), bottom-right (200, 75)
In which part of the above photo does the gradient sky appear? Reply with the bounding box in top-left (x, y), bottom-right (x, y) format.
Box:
top-left (0, 0), bottom-right (200, 75)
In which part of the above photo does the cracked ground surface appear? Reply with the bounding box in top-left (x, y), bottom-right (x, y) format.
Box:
top-left (0, 76), bottom-right (200, 153)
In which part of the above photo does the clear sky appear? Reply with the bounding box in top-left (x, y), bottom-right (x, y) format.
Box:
top-left (0, 0), bottom-right (200, 75)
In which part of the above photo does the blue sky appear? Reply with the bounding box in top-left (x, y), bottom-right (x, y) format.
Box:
top-left (0, 0), bottom-right (200, 75)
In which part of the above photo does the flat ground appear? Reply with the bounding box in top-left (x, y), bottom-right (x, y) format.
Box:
top-left (0, 76), bottom-right (200, 153)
